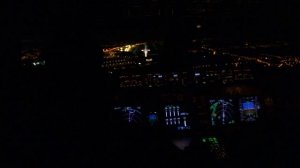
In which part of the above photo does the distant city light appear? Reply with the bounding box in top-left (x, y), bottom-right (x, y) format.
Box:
top-left (146, 58), bottom-right (153, 62)
top-left (196, 24), bottom-right (202, 29)
top-left (32, 60), bottom-right (45, 66)
top-left (141, 44), bottom-right (150, 58)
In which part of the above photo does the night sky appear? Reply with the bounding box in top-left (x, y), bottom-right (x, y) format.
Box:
top-left (2, 0), bottom-right (300, 43)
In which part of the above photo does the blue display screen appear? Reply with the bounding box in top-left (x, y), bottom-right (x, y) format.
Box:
top-left (242, 101), bottom-right (255, 110)
top-left (149, 114), bottom-right (158, 120)
top-left (148, 113), bottom-right (158, 125)
top-left (239, 97), bottom-right (259, 122)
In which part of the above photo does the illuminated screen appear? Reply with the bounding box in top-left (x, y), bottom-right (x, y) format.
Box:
top-left (202, 137), bottom-right (227, 160)
top-left (114, 106), bottom-right (142, 124)
top-left (209, 99), bottom-right (235, 126)
top-left (164, 105), bottom-right (191, 130)
top-left (239, 97), bottom-right (259, 122)
top-left (148, 112), bottom-right (158, 126)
